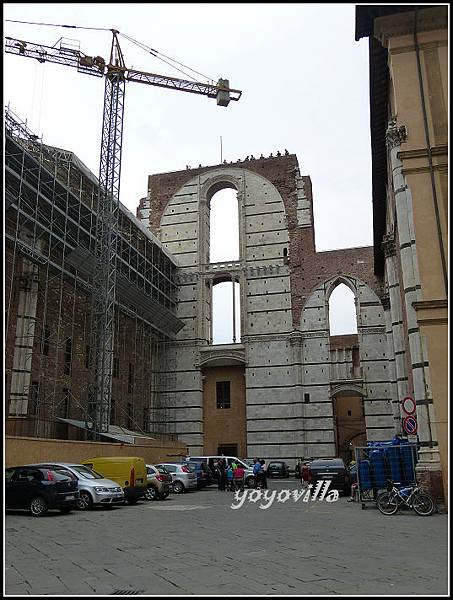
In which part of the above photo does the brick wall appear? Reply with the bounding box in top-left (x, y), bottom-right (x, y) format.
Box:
top-left (5, 435), bottom-right (187, 468)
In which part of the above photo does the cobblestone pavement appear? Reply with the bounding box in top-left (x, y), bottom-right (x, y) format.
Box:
top-left (5, 480), bottom-right (448, 596)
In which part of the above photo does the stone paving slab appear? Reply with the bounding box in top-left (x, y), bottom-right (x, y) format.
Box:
top-left (5, 481), bottom-right (449, 596)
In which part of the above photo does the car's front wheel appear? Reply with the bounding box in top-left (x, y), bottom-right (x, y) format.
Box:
top-left (30, 496), bottom-right (48, 517)
top-left (245, 476), bottom-right (255, 489)
top-left (77, 490), bottom-right (93, 511)
top-left (172, 481), bottom-right (185, 494)
top-left (159, 491), bottom-right (169, 500)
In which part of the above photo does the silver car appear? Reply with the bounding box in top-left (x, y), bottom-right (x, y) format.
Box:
top-left (30, 462), bottom-right (124, 510)
top-left (155, 462), bottom-right (198, 494)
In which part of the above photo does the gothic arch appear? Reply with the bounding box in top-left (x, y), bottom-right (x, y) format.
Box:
top-left (325, 275), bottom-right (358, 303)
top-left (300, 274), bottom-right (385, 331)
top-left (200, 174), bottom-right (241, 206)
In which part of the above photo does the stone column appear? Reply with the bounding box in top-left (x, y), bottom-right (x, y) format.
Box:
top-left (208, 278), bottom-right (213, 345)
top-left (382, 233), bottom-right (407, 432)
top-left (381, 291), bottom-right (402, 433)
top-left (386, 117), bottom-right (440, 471)
top-left (232, 275), bottom-right (236, 343)
top-left (289, 331), bottom-right (305, 457)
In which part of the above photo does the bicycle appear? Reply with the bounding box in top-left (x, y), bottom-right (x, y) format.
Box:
top-left (376, 480), bottom-right (435, 516)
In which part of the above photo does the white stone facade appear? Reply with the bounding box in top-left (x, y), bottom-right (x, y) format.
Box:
top-left (139, 162), bottom-right (398, 461)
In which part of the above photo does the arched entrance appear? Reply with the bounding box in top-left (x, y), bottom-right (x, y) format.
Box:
top-left (331, 385), bottom-right (366, 464)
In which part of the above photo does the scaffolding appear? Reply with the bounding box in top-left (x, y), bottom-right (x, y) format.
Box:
top-left (5, 107), bottom-right (184, 441)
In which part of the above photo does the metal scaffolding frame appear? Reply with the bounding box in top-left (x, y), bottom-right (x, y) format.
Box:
top-left (5, 107), bottom-right (183, 440)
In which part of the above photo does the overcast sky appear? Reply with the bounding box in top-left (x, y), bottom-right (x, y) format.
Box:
top-left (4, 3), bottom-right (368, 338)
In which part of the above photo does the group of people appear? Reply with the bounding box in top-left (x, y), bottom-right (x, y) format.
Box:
top-left (216, 457), bottom-right (314, 491)
top-left (215, 459), bottom-right (245, 492)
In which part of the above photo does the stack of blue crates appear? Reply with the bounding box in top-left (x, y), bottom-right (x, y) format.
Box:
top-left (357, 437), bottom-right (417, 491)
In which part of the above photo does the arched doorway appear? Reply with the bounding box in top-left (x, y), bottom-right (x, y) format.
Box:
top-left (332, 390), bottom-right (366, 464)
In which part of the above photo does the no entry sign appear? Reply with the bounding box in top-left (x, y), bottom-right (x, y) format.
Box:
top-left (402, 415), bottom-right (418, 435)
top-left (402, 396), bottom-right (416, 415)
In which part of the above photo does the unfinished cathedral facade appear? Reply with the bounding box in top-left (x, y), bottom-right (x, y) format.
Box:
top-left (138, 153), bottom-right (399, 463)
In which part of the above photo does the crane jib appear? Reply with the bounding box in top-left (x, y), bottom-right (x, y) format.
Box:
top-left (5, 36), bottom-right (242, 100)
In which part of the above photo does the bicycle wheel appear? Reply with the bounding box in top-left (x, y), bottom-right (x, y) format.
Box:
top-left (377, 492), bottom-right (399, 515)
top-left (412, 491), bottom-right (435, 516)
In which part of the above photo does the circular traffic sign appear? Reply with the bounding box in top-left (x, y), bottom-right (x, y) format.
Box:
top-left (402, 415), bottom-right (418, 435)
top-left (402, 396), bottom-right (416, 415)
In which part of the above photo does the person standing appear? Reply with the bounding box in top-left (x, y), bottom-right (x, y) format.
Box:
top-left (253, 458), bottom-right (263, 489)
top-left (226, 464), bottom-right (234, 491)
top-left (300, 462), bottom-right (312, 488)
top-left (295, 459), bottom-right (302, 479)
top-left (217, 458), bottom-right (227, 491)
top-left (233, 463), bottom-right (245, 492)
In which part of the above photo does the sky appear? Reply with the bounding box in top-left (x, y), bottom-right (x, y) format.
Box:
top-left (4, 3), bottom-right (369, 338)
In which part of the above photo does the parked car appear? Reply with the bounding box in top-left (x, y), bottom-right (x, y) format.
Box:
top-left (82, 457), bottom-right (147, 504)
top-left (5, 465), bottom-right (78, 516)
top-left (309, 458), bottom-right (351, 494)
top-left (267, 461), bottom-right (290, 478)
top-left (155, 462), bottom-right (197, 494)
top-left (183, 460), bottom-right (212, 489)
top-left (145, 464), bottom-right (172, 500)
top-left (30, 462), bottom-right (124, 510)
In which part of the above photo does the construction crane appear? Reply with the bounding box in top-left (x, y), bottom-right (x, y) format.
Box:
top-left (5, 30), bottom-right (242, 439)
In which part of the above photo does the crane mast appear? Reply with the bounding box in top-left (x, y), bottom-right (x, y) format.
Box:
top-left (91, 31), bottom-right (126, 436)
top-left (5, 31), bottom-right (242, 439)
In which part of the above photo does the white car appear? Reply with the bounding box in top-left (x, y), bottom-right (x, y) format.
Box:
top-left (30, 462), bottom-right (124, 510)
top-left (155, 462), bottom-right (198, 494)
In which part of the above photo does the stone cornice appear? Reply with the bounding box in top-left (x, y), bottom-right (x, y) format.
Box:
top-left (196, 345), bottom-right (246, 368)
top-left (398, 145), bottom-right (448, 161)
top-left (412, 299), bottom-right (448, 326)
top-left (374, 7), bottom-right (447, 47)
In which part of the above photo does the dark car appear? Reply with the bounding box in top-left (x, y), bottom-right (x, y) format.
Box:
top-left (267, 461), bottom-right (290, 478)
top-left (309, 458), bottom-right (351, 494)
top-left (5, 465), bottom-right (79, 516)
top-left (184, 461), bottom-right (212, 488)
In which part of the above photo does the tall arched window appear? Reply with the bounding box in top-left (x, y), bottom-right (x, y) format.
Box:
top-left (212, 280), bottom-right (241, 344)
top-left (209, 188), bottom-right (239, 263)
top-left (328, 283), bottom-right (357, 335)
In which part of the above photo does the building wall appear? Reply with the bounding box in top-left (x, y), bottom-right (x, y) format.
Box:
top-left (373, 5), bottom-right (448, 500)
top-left (202, 365), bottom-right (247, 457)
top-left (138, 154), bottom-right (397, 463)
